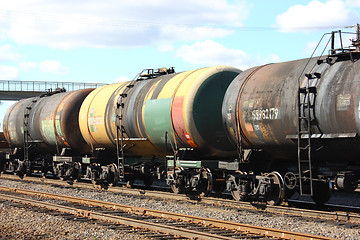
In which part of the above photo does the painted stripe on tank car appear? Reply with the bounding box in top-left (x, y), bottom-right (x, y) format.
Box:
top-left (124, 80), bottom-right (157, 138)
top-left (170, 69), bottom-right (208, 148)
top-left (171, 96), bottom-right (197, 147)
top-left (160, 70), bottom-right (196, 147)
top-left (144, 98), bottom-right (173, 148)
top-left (138, 75), bottom-right (178, 142)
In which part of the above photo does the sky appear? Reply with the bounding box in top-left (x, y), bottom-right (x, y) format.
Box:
top-left (0, 0), bottom-right (360, 129)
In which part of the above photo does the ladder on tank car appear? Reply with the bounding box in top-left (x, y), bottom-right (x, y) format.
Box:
top-left (23, 88), bottom-right (65, 174)
top-left (297, 72), bottom-right (322, 196)
top-left (23, 95), bottom-right (41, 170)
top-left (296, 28), bottom-right (357, 196)
top-left (115, 67), bottom-right (175, 180)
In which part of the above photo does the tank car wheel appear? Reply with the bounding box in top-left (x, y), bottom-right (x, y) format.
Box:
top-left (265, 172), bottom-right (285, 206)
top-left (126, 178), bottom-right (135, 188)
top-left (197, 168), bottom-right (213, 197)
top-left (171, 183), bottom-right (182, 194)
top-left (73, 162), bottom-right (82, 181)
top-left (231, 189), bottom-right (241, 201)
top-left (90, 170), bottom-right (97, 187)
top-left (312, 180), bottom-right (333, 205)
top-left (108, 163), bottom-right (119, 186)
top-left (226, 174), bottom-right (242, 201)
top-left (143, 175), bottom-right (154, 188)
top-left (169, 167), bottom-right (184, 194)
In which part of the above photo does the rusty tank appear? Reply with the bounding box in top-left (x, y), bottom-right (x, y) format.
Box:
top-left (3, 88), bottom-right (94, 155)
top-left (223, 53), bottom-right (360, 163)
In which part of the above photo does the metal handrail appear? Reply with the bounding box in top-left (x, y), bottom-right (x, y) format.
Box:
top-left (0, 80), bottom-right (107, 92)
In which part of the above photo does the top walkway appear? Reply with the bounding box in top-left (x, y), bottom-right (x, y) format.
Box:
top-left (0, 80), bottom-right (106, 100)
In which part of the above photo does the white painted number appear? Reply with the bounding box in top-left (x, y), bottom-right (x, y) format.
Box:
top-left (251, 108), bottom-right (279, 121)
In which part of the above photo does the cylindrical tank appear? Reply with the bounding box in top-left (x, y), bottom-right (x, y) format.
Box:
top-left (223, 56), bottom-right (360, 160)
top-left (79, 66), bottom-right (241, 158)
top-left (3, 89), bottom-right (94, 154)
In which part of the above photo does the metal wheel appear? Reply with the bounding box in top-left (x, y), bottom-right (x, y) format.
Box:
top-left (125, 178), bottom-right (135, 188)
top-left (169, 167), bottom-right (184, 194)
top-left (72, 162), bottom-right (82, 181)
top-left (227, 174), bottom-right (241, 201)
top-left (197, 168), bottom-right (213, 197)
top-left (231, 189), bottom-right (241, 201)
top-left (143, 175), bottom-right (154, 188)
top-left (90, 172), bottom-right (97, 187)
top-left (312, 180), bottom-right (333, 205)
top-left (171, 183), bottom-right (182, 194)
top-left (108, 163), bottom-right (119, 186)
top-left (266, 171), bottom-right (285, 206)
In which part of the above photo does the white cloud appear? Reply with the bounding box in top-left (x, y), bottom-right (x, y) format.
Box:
top-left (176, 40), bottom-right (280, 70)
top-left (346, 0), bottom-right (360, 7)
top-left (0, 0), bottom-right (250, 49)
top-left (19, 61), bottom-right (37, 71)
top-left (0, 44), bottom-right (21, 61)
top-left (39, 60), bottom-right (68, 74)
top-left (0, 66), bottom-right (19, 79)
top-left (276, 0), bottom-right (359, 32)
top-left (157, 44), bottom-right (174, 52)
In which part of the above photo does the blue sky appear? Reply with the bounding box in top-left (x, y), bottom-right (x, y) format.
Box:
top-left (0, 0), bottom-right (360, 129)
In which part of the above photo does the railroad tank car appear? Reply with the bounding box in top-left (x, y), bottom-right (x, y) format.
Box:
top-left (222, 47), bottom-right (360, 204)
top-left (3, 88), bottom-right (94, 175)
top-left (78, 66), bottom-right (241, 190)
top-left (78, 66), bottom-right (241, 159)
top-left (3, 30), bottom-right (359, 206)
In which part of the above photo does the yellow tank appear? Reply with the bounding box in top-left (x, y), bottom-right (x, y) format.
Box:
top-left (79, 66), bottom-right (241, 158)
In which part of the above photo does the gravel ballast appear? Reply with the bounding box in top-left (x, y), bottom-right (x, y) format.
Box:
top-left (0, 178), bottom-right (359, 239)
top-left (0, 202), bottom-right (149, 240)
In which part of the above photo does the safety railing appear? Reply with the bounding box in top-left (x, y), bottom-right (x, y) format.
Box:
top-left (0, 80), bottom-right (107, 92)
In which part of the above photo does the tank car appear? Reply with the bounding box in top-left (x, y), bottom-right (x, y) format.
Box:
top-left (3, 88), bottom-right (93, 178)
top-left (4, 30), bottom-right (360, 206)
top-left (78, 66), bottom-right (241, 191)
top-left (2, 66), bottom-right (242, 195)
top-left (222, 31), bottom-right (360, 204)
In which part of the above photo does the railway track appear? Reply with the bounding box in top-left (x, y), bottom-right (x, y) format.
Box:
top-left (1, 174), bottom-right (360, 225)
top-left (0, 185), bottom-right (336, 240)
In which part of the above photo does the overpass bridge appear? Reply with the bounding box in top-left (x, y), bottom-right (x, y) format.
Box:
top-left (0, 80), bottom-right (106, 100)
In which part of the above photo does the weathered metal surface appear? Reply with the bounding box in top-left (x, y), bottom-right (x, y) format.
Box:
top-left (3, 89), bottom-right (93, 154)
top-left (223, 55), bottom-right (360, 161)
top-left (79, 66), bottom-right (241, 158)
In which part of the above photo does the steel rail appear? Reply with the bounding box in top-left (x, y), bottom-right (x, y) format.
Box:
top-left (0, 192), bottom-right (236, 240)
top-left (1, 174), bottom-right (359, 224)
top-left (0, 185), bottom-right (335, 240)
